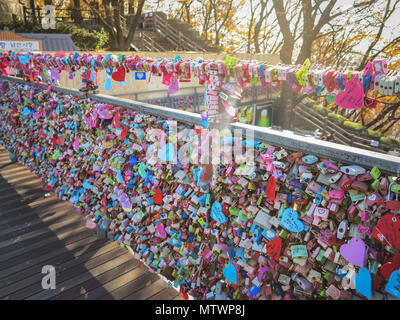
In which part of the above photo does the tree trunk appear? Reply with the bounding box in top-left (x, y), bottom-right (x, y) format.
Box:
top-left (72, 0), bottom-right (83, 24)
top-left (296, 33), bottom-right (314, 64)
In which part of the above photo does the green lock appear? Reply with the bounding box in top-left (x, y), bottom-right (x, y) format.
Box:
top-left (238, 210), bottom-right (250, 222)
top-left (320, 290), bottom-right (326, 297)
top-left (371, 179), bottom-right (380, 191)
top-left (323, 272), bottom-right (331, 281)
top-left (279, 229), bottom-right (289, 239)
top-left (316, 250), bottom-right (326, 263)
top-left (370, 166), bottom-right (381, 180)
top-left (391, 183), bottom-right (400, 193)
top-left (229, 207), bottom-right (240, 216)
top-left (257, 195), bottom-right (263, 206)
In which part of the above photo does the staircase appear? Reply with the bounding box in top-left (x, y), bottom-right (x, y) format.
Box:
top-left (131, 12), bottom-right (220, 52)
top-left (293, 102), bottom-right (395, 154)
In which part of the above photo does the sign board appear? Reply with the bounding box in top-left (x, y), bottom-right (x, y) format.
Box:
top-left (0, 41), bottom-right (40, 51)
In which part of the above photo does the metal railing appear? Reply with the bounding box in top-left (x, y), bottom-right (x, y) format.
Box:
top-left (2, 75), bottom-right (400, 175)
top-left (152, 13), bottom-right (206, 52)
top-left (294, 102), bottom-right (396, 154)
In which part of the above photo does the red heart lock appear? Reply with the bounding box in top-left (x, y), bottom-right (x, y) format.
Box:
top-left (265, 235), bottom-right (282, 261)
top-left (372, 214), bottom-right (400, 248)
top-left (152, 188), bottom-right (163, 205)
top-left (111, 65), bottom-right (126, 82)
top-left (265, 176), bottom-right (276, 201)
top-left (324, 71), bottom-right (336, 92)
top-left (112, 112), bottom-right (121, 128)
top-left (120, 125), bottom-right (129, 141)
top-left (380, 253), bottom-right (400, 279)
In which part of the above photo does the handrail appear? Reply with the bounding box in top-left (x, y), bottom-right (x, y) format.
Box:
top-left (2, 74), bottom-right (399, 175)
top-left (152, 13), bottom-right (205, 52)
top-left (295, 103), bottom-right (396, 153)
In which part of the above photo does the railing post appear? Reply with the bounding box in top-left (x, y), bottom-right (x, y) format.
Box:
top-left (23, 6), bottom-right (27, 23)
top-left (168, 93), bottom-right (172, 108)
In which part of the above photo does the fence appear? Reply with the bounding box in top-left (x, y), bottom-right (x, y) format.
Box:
top-left (1, 75), bottom-right (400, 301)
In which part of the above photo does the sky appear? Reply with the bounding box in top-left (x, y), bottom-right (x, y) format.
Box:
top-left (146, 0), bottom-right (400, 57)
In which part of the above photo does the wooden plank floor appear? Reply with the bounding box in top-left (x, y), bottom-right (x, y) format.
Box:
top-left (0, 146), bottom-right (181, 300)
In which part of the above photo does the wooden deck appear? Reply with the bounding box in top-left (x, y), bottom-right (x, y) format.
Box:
top-left (0, 146), bottom-right (182, 300)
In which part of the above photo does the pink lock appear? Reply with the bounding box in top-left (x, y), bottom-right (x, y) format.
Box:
top-left (351, 180), bottom-right (368, 193)
top-left (322, 159), bottom-right (338, 173)
top-left (266, 162), bottom-right (274, 173)
top-left (328, 189), bottom-right (345, 200)
top-left (260, 152), bottom-right (272, 162)
top-left (347, 203), bottom-right (358, 218)
top-left (361, 211), bottom-right (369, 221)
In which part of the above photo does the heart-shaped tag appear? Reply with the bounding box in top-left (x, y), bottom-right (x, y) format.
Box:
top-left (355, 267), bottom-right (372, 299)
top-left (381, 253), bottom-right (400, 280)
top-left (385, 269), bottom-right (400, 298)
top-left (340, 237), bottom-right (366, 267)
top-left (85, 219), bottom-right (97, 229)
top-left (265, 235), bottom-right (282, 261)
top-left (153, 187), bottom-right (163, 205)
top-left (223, 262), bottom-right (239, 284)
top-left (372, 214), bottom-right (400, 249)
top-left (155, 222), bottom-right (167, 239)
top-left (335, 77), bottom-right (364, 109)
top-left (211, 201), bottom-right (227, 224)
top-left (280, 208), bottom-right (304, 232)
top-left (168, 75), bottom-right (179, 94)
top-left (157, 143), bottom-right (176, 162)
top-left (111, 66), bottom-right (126, 82)
top-left (19, 55), bottom-right (29, 65)
top-left (120, 125), bottom-right (129, 140)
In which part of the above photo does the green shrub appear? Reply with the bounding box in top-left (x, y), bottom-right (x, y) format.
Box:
top-left (313, 104), bottom-right (329, 115)
top-left (0, 20), bottom-right (108, 50)
top-left (380, 136), bottom-right (391, 144)
top-left (367, 129), bottom-right (382, 138)
top-left (327, 112), bottom-right (347, 123)
top-left (69, 27), bottom-right (109, 50)
top-left (343, 121), bottom-right (364, 131)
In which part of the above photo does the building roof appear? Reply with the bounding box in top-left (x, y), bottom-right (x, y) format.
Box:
top-left (17, 33), bottom-right (77, 51)
top-left (0, 30), bottom-right (43, 50)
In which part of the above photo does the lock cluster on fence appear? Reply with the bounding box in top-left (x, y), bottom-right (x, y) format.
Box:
top-left (0, 79), bottom-right (399, 300)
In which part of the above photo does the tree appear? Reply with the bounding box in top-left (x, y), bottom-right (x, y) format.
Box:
top-left (82, 0), bottom-right (146, 51)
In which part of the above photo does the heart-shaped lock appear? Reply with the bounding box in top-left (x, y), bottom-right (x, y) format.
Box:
top-left (335, 77), bottom-right (364, 109)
